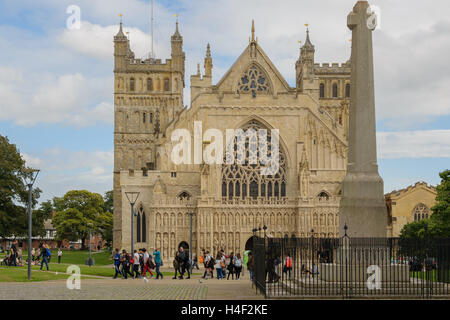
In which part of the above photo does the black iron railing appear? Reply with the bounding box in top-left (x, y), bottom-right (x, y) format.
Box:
top-left (252, 236), bottom-right (450, 299)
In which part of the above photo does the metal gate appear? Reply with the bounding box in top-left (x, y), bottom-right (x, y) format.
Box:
top-left (252, 235), bottom-right (450, 299)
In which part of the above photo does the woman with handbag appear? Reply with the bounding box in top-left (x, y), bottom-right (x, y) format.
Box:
top-left (226, 252), bottom-right (235, 280)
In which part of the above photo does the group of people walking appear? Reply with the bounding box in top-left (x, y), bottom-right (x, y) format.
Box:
top-left (112, 246), bottom-right (255, 281)
top-left (201, 250), bottom-right (248, 280)
top-left (112, 247), bottom-right (163, 280)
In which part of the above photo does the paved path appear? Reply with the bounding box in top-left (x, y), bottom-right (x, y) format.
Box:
top-left (0, 270), bottom-right (262, 300)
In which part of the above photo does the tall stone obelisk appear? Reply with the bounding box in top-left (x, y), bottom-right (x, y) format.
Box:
top-left (339, 1), bottom-right (387, 237)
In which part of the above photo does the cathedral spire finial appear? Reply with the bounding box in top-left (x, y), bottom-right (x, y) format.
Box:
top-left (115, 13), bottom-right (127, 40)
top-left (251, 19), bottom-right (255, 42)
top-left (172, 14), bottom-right (181, 39)
top-left (302, 24), bottom-right (314, 50)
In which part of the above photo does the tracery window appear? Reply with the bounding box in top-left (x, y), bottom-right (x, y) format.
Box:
top-left (413, 203), bottom-right (429, 221)
top-left (237, 65), bottom-right (271, 98)
top-left (221, 120), bottom-right (287, 200)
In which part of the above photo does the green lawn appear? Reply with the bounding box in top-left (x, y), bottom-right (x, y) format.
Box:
top-left (1, 249), bottom-right (113, 266)
top-left (410, 270), bottom-right (450, 283)
top-left (1, 249), bottom-right (201, 280)
top-left (0, 267), bottom-right (100, 282)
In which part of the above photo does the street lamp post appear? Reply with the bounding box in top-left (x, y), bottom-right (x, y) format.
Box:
top-left (125, 192), bottom-right (140, 255)
top-left (87, 223), bottom-right (93, 266)
top-left (23, 168), bottom-right (40, 281)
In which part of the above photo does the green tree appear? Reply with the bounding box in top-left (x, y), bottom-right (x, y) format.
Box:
top-left (103, 190), bottom-right (113, 213)
top-left (0, 135), bottom-right (42, 240)
top-left (400, 170), bottom-right (450, 238)
top-left (52, 190), bottom-right (108, 250)
top-left (430, 170), bottom-right (450, 237)
top-left (31, 200), bottom-right (54, 238)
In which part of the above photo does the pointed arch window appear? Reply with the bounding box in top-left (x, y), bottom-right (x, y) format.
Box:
top-left (141, 211), bottom-right (146, 242)
top-left (237, 65), bottom-right (271, 97)
top-left (332, 83), bottom-right (338, 98)
top-left (136, 209), bottom-right (141, 242)
top-left (318, 191), bottom-right (330, 201)
top-left (222, 120), bottom-right (287, 200)
top-left (130, 78), bottom-right (135, 91)
top-left (412, 203), bottom-right (429, 221)
top-left (178, 191), bottom-right (191, 200)
top-left (345, 83), bottom-right (350, 98)
top-left (319, 83), bottom-right (325, 98)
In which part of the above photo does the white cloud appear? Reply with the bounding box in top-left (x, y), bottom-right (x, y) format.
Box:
top-left (28, 148), bottom-right (114, 201)
top-left (58, 21), bottom-right (170, 60)
top-left (22, 153), bottom-right (42, 168)
top-left (377, 130), bottom-right (450, 159)
top-left (0, 67), bottom-right (113, 127)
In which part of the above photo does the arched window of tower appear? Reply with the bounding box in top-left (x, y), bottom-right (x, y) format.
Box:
top-left (319, 83), bottom-right (325, 98)
top-left (332, 83), bottom-right (338, 98)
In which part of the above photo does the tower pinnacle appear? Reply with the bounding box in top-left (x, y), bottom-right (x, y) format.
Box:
top-left (204, 43), bottom-right (213, 77)
top-left (251, 20), bottom-right (255, 42)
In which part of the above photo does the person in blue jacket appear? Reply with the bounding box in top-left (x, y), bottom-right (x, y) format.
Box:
top-left (153, 248), bottom-right (164, 279)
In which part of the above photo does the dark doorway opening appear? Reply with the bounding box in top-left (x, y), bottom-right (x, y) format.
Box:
top-left (244, 237), bottom-right (253, 251)
top-left (178, 241), bottom-right (189, 250)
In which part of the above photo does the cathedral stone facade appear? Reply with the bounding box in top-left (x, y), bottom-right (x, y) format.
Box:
top-left (113, 20), bottom-right (351, 263)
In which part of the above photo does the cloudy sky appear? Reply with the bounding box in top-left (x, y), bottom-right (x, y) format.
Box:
top-left (0, 0), bottom-right (449, 203)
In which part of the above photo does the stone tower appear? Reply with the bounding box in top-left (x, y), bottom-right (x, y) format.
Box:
top-left (113, 21), bottom-right (185, 249)
top-left (296, 28), bottom-right (317, 94)
top-left (339, 1), bottom-right (387, 237)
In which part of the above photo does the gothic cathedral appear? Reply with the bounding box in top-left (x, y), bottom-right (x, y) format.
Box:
top-left (113, 20), bottom-right (351, 263)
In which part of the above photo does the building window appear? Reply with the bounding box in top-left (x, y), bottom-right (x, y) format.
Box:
top-left (318, 191), bottom-right (330, 201)
top-left (221, 120), bottom-right (287, 200)
top-left (143, 113), bottom-right (146, 123)
top-left (345, 83), bottom-right (350, 98)
top-left (412, 203), bottom-right (430, 221)
top-left (171, 172), bottom-right (177, 178)
top-left (150, 113), bottom-right (153, 123)
top-left (164, 78), bottom-right (170, 91)
top-left (130, 78), bottom-right (135, 91)
top-left (332, 83), bottom-right (338, 98)
top-left (147, 78), bottom-right (153, 91)
top-left (178, 191), bottom-right (191, 200)
top-left (237, 64), bottom-right (271, 97)
top-left (141, 211), bottom-right (146, 242)
top-left (319, 83), bottom-right (325, 98)
top-left (136, 210), bottom-right (141, 242)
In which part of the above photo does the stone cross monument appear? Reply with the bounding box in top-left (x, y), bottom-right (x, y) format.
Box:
top-left (339, 1), bottom-right (387, 237)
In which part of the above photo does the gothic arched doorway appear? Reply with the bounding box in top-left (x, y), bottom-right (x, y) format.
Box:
top-left (244, 237), bottom-right (253, 251)
top-left (178, 241), bottom-right (189, 251)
